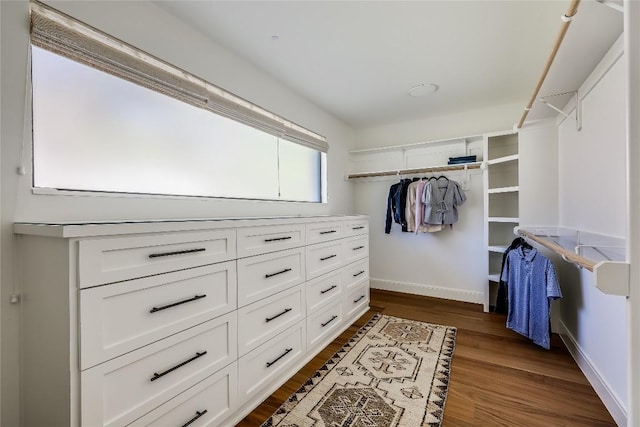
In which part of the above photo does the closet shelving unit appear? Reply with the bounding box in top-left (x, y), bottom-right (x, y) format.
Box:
top-left (346, 135), bottom-right (484, 181)
top-left (484, 131), bottom-right (519, 311)
top-left (514, 226), bottom-right (630, 296)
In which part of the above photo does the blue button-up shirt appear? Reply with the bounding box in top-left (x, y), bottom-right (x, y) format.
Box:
top-left (501, 246), bottom-right (562, 349)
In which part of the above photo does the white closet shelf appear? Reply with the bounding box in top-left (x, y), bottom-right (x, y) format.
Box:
top-left (488, 245), bottom-right (508, 253)
top-left (488, 217), bottom-right (520, 223)
top-left (487, 154), bottom-right (519, 165)
top-left (347, 162), bottom-right (481, 180)
top-left (488, 273), bottom-right (501, 283)
top-left (514, 226), bottom-right (629, 296)
top-left (488, 186), bottom-right (519, 194)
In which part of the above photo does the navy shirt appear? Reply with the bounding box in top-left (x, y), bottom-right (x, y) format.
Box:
top-left (501, 246), bottom-right (562, 349)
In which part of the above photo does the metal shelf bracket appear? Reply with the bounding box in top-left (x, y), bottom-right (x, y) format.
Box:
top-left (538, 91), bottom-right (582, 131)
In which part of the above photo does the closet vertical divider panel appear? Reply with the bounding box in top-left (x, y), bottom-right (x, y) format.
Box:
top-left (484, 131), bottom-right (520, 312)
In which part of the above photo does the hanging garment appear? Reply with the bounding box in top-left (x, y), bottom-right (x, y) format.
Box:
top-left (412, 180), bottom-right (444, 233)
top-left (421, 178), bottom-right (467, 226)
top-left (406, 181), bottom-right (443, 233)
top-left (385, 179), bottom-right (413, 233)
top-left (501, 246), bottom-right (562, 349)
top-left (385, 181), bottom-right (403, 234)
top-left (495, 237), bottom-right (532, 314)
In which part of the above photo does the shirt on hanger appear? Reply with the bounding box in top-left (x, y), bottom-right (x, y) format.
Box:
top-left (422, 178), bottom-right (467, 226)
top-left (407, 181), bottom-right (444, 233)
top-left (501, 246), bottom-right (562, 349)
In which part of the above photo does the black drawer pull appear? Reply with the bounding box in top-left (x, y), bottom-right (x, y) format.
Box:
top-left (266, 307), bottom-right (292, 322)
top-left (265, 268), bottom-right (292, 279)
top-left (353, 270), bottom-right (365, 277)
top-left (320, 254), bottom-right (337, 261)
top-left (352, 226), bottom-right (365, 230)
top-left (319, 230), bottom-right (337, 235)
top-left (354, 295), bottom-right (365, 303)
top-left (266, 348), bottom-right (293, 368)
top-left (150, 294), bottom-right (206, 313)
top-left (181, 410), bottom-right (208, 427)
top-left (320, 285), bottom-right (337, 294)
top-left (148, 248), bottom-right (206, 258)
top-left (321, 315), bottom-right (338, 327)
top-left (353, 246), bottom-right (365, 251)
top-left (150, 351), bottom-right (207, 382)
top-left (264, 236), bottom-right (292, 242)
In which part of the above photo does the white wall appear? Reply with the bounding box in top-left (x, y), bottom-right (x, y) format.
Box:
top-left (354, 101), bottom-right (523, 150)
top-left (518, 120), bottom-right (559, 228)
top-left (0, 1), bottom-right (355, 425)
top-left (557, 38), bottom-right (628, 423)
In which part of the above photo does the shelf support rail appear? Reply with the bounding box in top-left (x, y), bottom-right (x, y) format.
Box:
top-left (514, 226), bottom-right (629, 296)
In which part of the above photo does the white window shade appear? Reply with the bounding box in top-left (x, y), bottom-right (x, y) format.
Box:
top-left (29, 1), bottom-right (328, 153)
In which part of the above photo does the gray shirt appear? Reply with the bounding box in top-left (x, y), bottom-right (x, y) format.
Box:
top-left (501, 246), bottom-right (562, 349)
top-left (421, 178), bottom-right (467, 225)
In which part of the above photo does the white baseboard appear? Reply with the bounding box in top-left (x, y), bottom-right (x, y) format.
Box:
top-left (370, 278), bottom-right (484, 305)
top-left (558, 321), bottom-right (627, 427)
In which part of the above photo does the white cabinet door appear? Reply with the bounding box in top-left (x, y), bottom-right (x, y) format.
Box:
top-left (237, 284), bottom-right (306, 356)
top-left (307, 301), bottom-right (343, 349)
top-left (237, 248), bottom-right (305, 307)
top-left (342, 235), bottom-right (369, 265)
top-left (237, 224), bottom-right (305, 258)
top-left (305, 221), bottom-right (344, 245)
top-left (80, 261), bottom-right (236, 369)
top-left (344, 282), bottom-right (370, 321)
top-left (305, 240), bottom-right (343, 280)
top-left (306, 270), bottom-right (342, 314)
top-left (81, 312), bottom-right (237, 427)
top-left (79, 229), bottom-right (236, 287)
top-left (342, 258), bottom-right (369, 290)
top-left (238, 321), bottom-right (306, 405)
top-left (127, 362), bottom-right (238, 427)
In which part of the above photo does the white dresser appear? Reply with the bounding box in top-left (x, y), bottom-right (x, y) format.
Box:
top-left (14, 215), bottom-right (369, 427)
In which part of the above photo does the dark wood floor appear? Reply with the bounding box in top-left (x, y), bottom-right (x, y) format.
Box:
top-left (237, 289), bottom-right (616, 426)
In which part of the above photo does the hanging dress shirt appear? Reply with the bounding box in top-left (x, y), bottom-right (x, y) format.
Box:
top-left (422, 178), bottom-right (467, 226)
top-left (501, 246), bottom-right (562, 349)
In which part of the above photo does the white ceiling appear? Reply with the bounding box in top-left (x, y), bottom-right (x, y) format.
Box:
top-left (157, 1), bottom-right (623, 129)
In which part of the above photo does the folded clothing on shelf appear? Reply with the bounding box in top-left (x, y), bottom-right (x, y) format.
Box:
top-left (447, 155), bottom-right (477, 165)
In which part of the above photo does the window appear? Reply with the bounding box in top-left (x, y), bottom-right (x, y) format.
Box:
top-left (29, 2), bottom-right (326, 202)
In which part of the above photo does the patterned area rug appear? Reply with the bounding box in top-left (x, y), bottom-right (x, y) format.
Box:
top-left (261, 313), bottom-right (457, 427)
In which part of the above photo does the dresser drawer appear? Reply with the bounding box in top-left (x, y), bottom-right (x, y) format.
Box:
top-left (237, 248), bottom-right (305, 307)
top-left (306, 270), bottom-right (342, 314)
top-left (344, 282), bottom-right (370, 320)
top-left (342, 235), bottom-right (369, 265)
top-left (307, 301), bottom-right (343, 349)
top-left (306, 240), bottom-right (343, 280)
top-left (127, 362), bottom-right (237, 427)
top-left (238, 321), bottom-right (306, 405)
top-left (78, 229), bottom-right (236, 288)
top-left (343, 219), bottom-right (369, 237)
top-left (342, 258), bottom-right (370, 289)
top-left (237, 224), bottom-right (305, 258)
top-left (305, 221), bottom-right (344, 245)
top-left (237, 284), bottom-right (305, 356)
top-left (80, 261), bottom-right (237, 370)
top-left (81, 312), bottom-right (237, 427)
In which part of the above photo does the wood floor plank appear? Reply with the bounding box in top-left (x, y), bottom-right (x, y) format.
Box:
top-left (236, 289), bottom-right (615, 426)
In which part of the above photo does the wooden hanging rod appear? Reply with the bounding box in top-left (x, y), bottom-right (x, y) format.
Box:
top-left (347, 162), bottom-right (481, 180)
top-left (517, 0), bottom-right (581, 129)
top-left (516, 228), bottom-right (596, 271)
